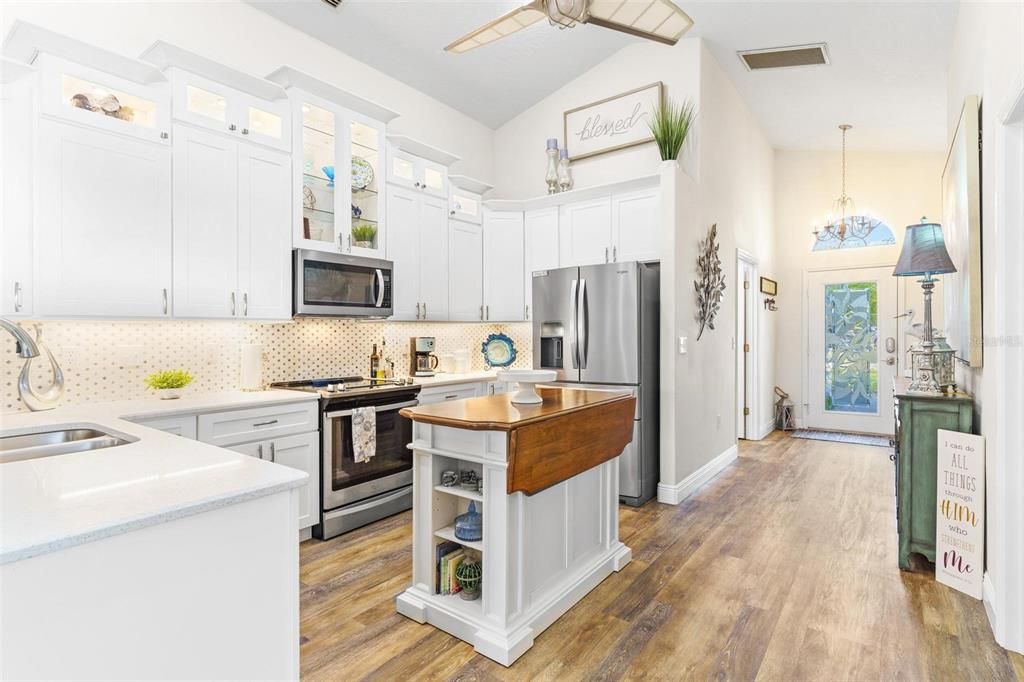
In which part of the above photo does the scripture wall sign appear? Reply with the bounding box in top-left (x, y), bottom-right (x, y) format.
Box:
top-left (563, 82), bottom-right (663, 161)
top-left (935, 429), bottom-right (985, 599)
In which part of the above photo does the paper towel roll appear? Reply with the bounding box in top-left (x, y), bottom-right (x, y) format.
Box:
top-left (240, 344), bottom-right (263, 391)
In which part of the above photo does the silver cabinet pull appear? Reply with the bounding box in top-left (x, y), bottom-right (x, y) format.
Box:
top-left (346, 234), bottom-right (352, 252)
top-left (416, 302), bottom-right (421, 319)
top-left (230, 291), bottom-right (236, 316)
top-left (228, 123), bottom-right (237, 131)
top-left (253, 419), bottom-right (278, 427)
top-left (444, 394), bottom-right (459, 400)
top-left (486, 305), bottom-right (489, 320)
top-left (423, 302), bottom-right (427, 318)
top-left (162, 288), bottom-right (168, 315)
top-left (14, 282), bottom-right (22, 312)
top-left (605, 246), bottom-right (609, 263)
top-left (242, 292), bottom-right (248, 316)
top-left (269, 442), bottom-right (276, 462)
top-left (525, 304), bottom-right (529, 320)
top-left (480, 304), bottom-right (484, 321)
top-left (613, 246), bottom-right (617, 262)
top-left (257, 443), bottom-right (264, 459)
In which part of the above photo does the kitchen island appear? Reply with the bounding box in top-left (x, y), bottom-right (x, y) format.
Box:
top-left (396, 387), bottom-right (636, 666)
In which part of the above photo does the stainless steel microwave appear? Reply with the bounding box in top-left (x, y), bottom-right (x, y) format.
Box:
top-left (293, 249), bottom-right (393, 318)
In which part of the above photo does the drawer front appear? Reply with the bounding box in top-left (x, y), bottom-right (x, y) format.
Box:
top-left (198, 402), bottom-right (318, 447)
top-left (418, 382), bottom-right (484, 405)
top-left (133, 414), bottom-right (198, 439)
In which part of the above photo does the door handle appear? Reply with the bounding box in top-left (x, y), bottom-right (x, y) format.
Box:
top-left (162, 288), bottom-right (168, 315)
top-left (416, 302), bottom-right (421, 319)
top-left (885, 357), bottom-right (896, 366)
top-left (253, 419), bottom-right (278, 427)
top-left (486, 304), bottom-right (489, 320)
top-left (578, 278), bottom-right (588, 369)
top-left (374, 269), bottom-right (384, 307)
top-left (569, 279), bottom-right (579, 369)
top-left (423, 302), bottom-right (427, 319)
top-left (480, 304), bottom-right (484, 321)
top-left (605, 247), bottom-right (609, 263)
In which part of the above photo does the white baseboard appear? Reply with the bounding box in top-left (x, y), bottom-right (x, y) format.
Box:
top-left (984, 571), bottom-right (1024, 655)
top-left (984, 571), bottom-right (999, 636)
top-left (657, 444), bottom-right (738, 505)
top-left (756, 419), bottom-right (775, 440)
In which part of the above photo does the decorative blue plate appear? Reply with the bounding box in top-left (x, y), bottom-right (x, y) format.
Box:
top-left (481, 333), bottom-right (516, 367)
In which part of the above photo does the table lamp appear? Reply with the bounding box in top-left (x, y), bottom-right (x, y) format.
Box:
top-left (893, 217), bottom-right (957, 394)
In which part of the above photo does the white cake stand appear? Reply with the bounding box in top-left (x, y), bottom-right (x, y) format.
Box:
top-left (496, 369), bottom-right (557, 404)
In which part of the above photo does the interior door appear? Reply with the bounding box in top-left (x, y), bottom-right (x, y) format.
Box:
top-left (418, 193), bottom-right (449, 320)
top-left (172, 125), bottom-right (239, 318)
top-left (385, 184), bottom-right (420, 320)
top-left (807, 267), bottom-right (898, 434)
top-left (237, 143), bottom-right (290, 320)
top-left (579, 261), bottom-right (639, 385)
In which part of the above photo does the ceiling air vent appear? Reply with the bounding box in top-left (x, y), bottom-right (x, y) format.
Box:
top-left (738, 43), bottom-right (829, 71)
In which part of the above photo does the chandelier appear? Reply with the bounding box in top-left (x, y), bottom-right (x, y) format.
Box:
top-left (814, 124), bottom-right (883, 246)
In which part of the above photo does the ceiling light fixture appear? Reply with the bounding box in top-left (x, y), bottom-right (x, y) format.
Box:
top-left (445, 0), bottom-right (694, 54)
top-left (813, 124), bottom-right (882, 247)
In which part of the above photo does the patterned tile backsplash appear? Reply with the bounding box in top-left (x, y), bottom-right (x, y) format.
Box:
top-left (1, 319), bottom-right (532, 414)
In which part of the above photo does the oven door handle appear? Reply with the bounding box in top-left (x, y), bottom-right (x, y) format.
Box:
top-left (325, 399), bottom-right (419, 419)
top-left (374, 269), bottom-right (385, 308)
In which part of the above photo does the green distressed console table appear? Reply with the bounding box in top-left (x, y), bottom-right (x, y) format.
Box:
top-left (893, 378), bottom-right (974, 570)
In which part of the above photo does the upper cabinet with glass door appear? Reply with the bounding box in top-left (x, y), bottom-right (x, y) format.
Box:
top-left (267, 67), bottom-right (399, 258)
top-left (140, 42), bottom-right (289, 153)
top-left (386, 135), bottom-right (460, 199)
top-left (448, 174), bottom-right (494, 225)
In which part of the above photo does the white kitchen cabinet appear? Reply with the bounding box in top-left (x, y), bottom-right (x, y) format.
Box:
top-left (172, 125), bottom-right (290, 320)
top-left (483, 210), bottom-right (526, 321)
top-left (387, 184), bottom-right (449, 321)
top-left (132, 414), bottom-right (198, 439)
top-left (1, 69), bottom-right (35, 316)
top-left (227, 431), bottom-right (319, 531)
top-left (524, 207), bottom-right (560, 320)
top-left (273, 72), bottom-right (390, 259)
top-left (449, 188), bottom-right (483, 224)
top-left (611, 188), bottom-right (659, 262)
top-left (172, 125), bottom-right (238, 318)
top-left (35, 118), bottom-right (172, 317)
top-left (386, 135), bottom-right (458, 199)
top-left (448, 220), bottom-right (483, 321)
top-left (418, 381), bottom-right (486, 405)
top-left (559, 197), bottom-right (613, 267)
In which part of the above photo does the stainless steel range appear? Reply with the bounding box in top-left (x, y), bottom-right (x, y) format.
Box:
top-left (272, 376), bottom-right (420, 539)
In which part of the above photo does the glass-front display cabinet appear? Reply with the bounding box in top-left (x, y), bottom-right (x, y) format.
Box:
top-left (270, 68), bottom-right (396, 259)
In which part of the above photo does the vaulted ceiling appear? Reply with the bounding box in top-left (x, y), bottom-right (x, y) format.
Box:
top-left (248, 0), bottom-right (960, 151)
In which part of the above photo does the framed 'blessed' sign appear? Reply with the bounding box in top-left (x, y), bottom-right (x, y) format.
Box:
top-left (563, 82), bottom-right (663, 161)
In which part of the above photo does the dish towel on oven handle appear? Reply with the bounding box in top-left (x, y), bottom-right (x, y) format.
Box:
top-left (351, 406), bottom-right (377, 463)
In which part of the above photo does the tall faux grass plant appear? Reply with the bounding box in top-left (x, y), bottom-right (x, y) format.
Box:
top-left (648, 97), bottom-right (696, 161)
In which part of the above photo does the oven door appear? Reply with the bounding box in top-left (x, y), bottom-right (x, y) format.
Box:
top-left (322, 396), bottom-right (416, 509)
top-left (294, 249), bottom-right (393, 318)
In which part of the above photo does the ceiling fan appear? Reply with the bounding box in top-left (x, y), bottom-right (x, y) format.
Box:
top-left (445, 0), bottom-right (694, 53)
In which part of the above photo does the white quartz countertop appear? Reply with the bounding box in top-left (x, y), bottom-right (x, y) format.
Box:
top-left (0, 390), bottom-right (317, 565)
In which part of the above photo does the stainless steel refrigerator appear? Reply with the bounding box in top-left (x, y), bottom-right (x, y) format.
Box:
top-left (532, 261), bottom-right (659, 506)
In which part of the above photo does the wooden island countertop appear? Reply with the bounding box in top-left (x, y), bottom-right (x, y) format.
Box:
top-left (402, 387), bottom-right (636, 496)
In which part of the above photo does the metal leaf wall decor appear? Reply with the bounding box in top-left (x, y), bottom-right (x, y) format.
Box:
top-left (695, 223), bottom-right (726, 340)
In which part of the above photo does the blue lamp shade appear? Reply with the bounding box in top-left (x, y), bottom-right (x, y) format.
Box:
top-left (893, 220), bottom-right (957, 277)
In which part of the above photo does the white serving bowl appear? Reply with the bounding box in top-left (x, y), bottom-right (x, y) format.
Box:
top-left (496, 369), bottom-right (557, 404)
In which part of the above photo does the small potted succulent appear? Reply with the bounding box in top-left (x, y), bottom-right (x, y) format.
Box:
top-left (351, 223), bottom-right (377, 249)
top-left (145, 369), bottom-right (194, 400)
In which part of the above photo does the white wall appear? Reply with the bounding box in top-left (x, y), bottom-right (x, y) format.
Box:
top-left (773, 149), bottom-right (945, 425)
top-left (945, 0), bottom-right (1024, 654)
top-left (0, 0), bottom-right (494, 181)
top-left (495, 39), bottom-right (775, 496)
top-left (492, 39), bottom-right (701, 198)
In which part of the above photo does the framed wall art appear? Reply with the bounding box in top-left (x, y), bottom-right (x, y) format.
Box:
top-left (759, 277), bottom-right (778, 296)
top-left (563, 82), bottom-right (663, 161)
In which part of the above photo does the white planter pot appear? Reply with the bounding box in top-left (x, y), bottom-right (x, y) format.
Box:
top-left (155, 388), bottom-right (184, 400)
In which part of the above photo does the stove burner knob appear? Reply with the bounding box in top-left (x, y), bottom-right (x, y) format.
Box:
top-left (326, 383), bottom-right (338, 392)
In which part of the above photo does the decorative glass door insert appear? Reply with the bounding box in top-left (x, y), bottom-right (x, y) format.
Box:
top-left (824, 281), bottom-right (879, 413)
top-left (350, 120), bottom-right (380, 252)
top-left (301, 103), bottom-right (337, 245)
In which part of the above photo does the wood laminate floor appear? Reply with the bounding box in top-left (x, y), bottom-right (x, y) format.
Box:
top-left (298, 431), bottom-right (1024, 681)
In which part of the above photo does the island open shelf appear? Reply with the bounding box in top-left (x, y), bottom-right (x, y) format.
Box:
top-left (395, 388), bottom-right (636, 666)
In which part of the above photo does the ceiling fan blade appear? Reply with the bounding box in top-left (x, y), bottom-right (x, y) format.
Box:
top-left (445, 0), bottom-right (547, 53)
top-left (584, 0), bottom-right (694, 45)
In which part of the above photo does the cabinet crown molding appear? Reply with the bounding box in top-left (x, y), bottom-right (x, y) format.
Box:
top-left (266, 65), bottom-right (400, 123)
top-left (3, 21), bottom-right (166, 85)
top-left (386, 134), bottom-right (460, 167)
top-left (140, 41), bottom-right (287, 102)
top-left (0, 56), bottom-right (34, 84)
top-left (485, 173), bottom-right (659, 212)
top-left (448, 174), bottom-right (494, 195)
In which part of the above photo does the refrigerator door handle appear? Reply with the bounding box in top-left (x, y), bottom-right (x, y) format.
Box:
top-left (569, 278), bottom-right (579, 369)
top-left (578, 278), bottom-right (588, 369)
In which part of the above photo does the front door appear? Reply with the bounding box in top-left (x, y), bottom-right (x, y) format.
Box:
top-left (807, 267), bottom-right (898, 435)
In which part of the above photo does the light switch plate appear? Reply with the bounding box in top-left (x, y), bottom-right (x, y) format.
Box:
top-left (678, 336), bottom-right (687, 354)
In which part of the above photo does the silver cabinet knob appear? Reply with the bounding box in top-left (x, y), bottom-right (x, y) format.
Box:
top-left (241, 128), bottom-right (249, 135)
top-left (228, 124), bottom-right (237, 131)
top-left (160, 132), bottom-right (169, 140)
top-left (450, 210), bottom-right (456, 216)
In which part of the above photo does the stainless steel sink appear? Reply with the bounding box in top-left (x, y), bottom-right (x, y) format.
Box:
top-left (0, 424), bottom-right (138, 464)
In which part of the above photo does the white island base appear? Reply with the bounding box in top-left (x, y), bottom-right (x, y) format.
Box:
top-left (395, 419), bottom-right (631, 666)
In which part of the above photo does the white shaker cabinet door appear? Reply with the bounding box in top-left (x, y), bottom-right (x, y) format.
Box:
top-left (172, 125), bottom-right (239, 318)
top-left (524, 207), bottom-right (560, 321)
top-left (267, 431), bottom-right (320, 530)
top-left (558, 197), bottom-right (612, 267)
top-left (35, 119), bottom-right (172, 317)
top-left (483, 210), bottom-right (525, 321)
top-left (448, 220), bottom-right (483, 321)
top-left (386, 184), bottom-right (421, 321)
top-left (611, 188), bottom-right (659, 262)
top-left (238, 143), bottom-right (291, 320)
top-left (418, 193), bottom-right (450, 321)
